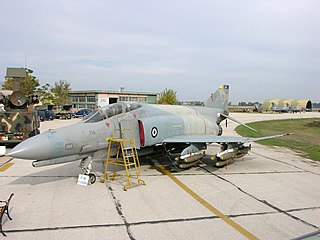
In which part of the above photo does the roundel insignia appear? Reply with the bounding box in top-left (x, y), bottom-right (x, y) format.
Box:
top-left (151, 127), bottom-right (158, 138)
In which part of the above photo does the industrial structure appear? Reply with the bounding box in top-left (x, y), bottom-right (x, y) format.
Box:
top-left (69, 89), bottom-right (158, 111)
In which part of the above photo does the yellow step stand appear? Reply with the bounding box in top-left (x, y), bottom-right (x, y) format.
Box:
top-left (102, 128), bottom-right (145, 190)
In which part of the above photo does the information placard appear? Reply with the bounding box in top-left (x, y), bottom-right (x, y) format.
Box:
top-left (77, 174), bottom-right (89, 186)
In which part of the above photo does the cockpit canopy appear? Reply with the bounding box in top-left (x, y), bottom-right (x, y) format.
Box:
top-left (83, 102), bottom-right (142, 123)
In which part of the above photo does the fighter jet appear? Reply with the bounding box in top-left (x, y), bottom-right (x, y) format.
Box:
top-left (271, 102), bottom-right (290, 113)
top-left (8, 85), bottom-right (288, 183)
top-left (290, 106), bottom-right (304, 113)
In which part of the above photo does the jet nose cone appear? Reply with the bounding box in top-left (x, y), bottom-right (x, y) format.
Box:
top-left (8, 134), bottom-right (52, 160)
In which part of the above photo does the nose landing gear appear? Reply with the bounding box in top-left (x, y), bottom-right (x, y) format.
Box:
top-left (80, 156), bottom-right (97, 184)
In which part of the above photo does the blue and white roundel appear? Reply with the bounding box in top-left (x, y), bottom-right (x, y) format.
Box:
top-left (151, 127), bottom-right (158, 138)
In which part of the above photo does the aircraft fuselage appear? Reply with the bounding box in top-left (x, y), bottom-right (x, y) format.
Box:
top-left (9, 102), bottom-right (224, 167)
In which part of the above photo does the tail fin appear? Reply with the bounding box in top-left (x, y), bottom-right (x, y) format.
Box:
top-left (205, 85), bottom-right (229, 112)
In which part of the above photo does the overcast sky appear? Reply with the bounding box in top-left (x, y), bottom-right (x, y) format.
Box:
top-left (0, 0), bottom-right (319, 103)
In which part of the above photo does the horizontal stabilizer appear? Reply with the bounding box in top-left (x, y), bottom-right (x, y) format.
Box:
top-left (220, 113), bottom-right (258, 133)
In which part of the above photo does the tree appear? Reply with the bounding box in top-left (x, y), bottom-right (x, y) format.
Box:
top-left (158, 88), bottom-right (177, 105)
top-left (50, 80), bottom-right (71, 105)
top-left (2, 69), bottom-right (40, 95)
top-left (35, 83), bottom-right (54, 105)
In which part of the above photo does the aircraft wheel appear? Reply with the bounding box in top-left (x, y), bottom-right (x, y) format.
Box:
top-left (88, 173), bottom-right (96, 184)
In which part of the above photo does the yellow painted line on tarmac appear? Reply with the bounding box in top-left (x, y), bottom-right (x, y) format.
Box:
top-left (158, 166), bottom-right (259, 240)
top-left (0, 162), bottom-right (14, 172)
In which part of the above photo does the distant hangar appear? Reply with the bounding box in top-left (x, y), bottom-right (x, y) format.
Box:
top-left (262, 99), bottom-right (312, 112)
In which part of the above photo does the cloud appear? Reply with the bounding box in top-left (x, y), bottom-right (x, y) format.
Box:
top-left (0, 0), bottom-right (319, 102)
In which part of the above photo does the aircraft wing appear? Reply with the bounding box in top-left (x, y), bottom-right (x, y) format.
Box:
top-left (163, 133), bottom-right (289, 144)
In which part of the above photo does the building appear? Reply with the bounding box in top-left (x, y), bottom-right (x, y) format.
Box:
top-left (228, 105), bottom-right (258, 112)
top-left (262, 99), bottom-right (313, 112)
top-left (69, 90), bottom-right (158, 110)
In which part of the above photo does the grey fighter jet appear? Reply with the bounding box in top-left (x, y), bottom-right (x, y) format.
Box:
top-left (271, 102), bottom-right (290, 113)
top-left (8, 85), bottom-right (288, 183)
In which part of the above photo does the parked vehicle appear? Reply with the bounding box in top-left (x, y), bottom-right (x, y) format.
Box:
top-left (38, 110), bottom-right (46, 122)
top-left (0, 67), bottom-right (40, 144)
top-left (73, 109), bottom-right (92, 118)
top-left (54, 105), bottom-right (73, 120)
top-left (37, 109), bottom-right (55, 121)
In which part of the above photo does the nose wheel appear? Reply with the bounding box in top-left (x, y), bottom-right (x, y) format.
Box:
top-left (87, 173), bottom-right (96, 184)
top-left (80, 156), bottom-right (97, 185)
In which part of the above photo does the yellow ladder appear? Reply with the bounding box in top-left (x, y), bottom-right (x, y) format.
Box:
top-left (102, 128), bottom-right (145, 190)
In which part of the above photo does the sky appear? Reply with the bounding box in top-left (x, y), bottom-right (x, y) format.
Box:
top-left (0, 0), bottom-right (319, 103)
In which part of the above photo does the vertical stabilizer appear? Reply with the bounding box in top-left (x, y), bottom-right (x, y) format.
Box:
top-left (204, 85), bottom-right (229, 112)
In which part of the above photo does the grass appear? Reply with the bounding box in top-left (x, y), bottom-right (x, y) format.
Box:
top-left (235, 118), bottom-right (320, 161)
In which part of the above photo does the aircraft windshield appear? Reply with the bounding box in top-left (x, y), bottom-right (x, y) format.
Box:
top-left (83, 102), bottom-right (142, 123)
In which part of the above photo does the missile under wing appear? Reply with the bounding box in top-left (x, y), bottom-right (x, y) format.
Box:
top-left (8, 85), bottom-right (288, 182)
